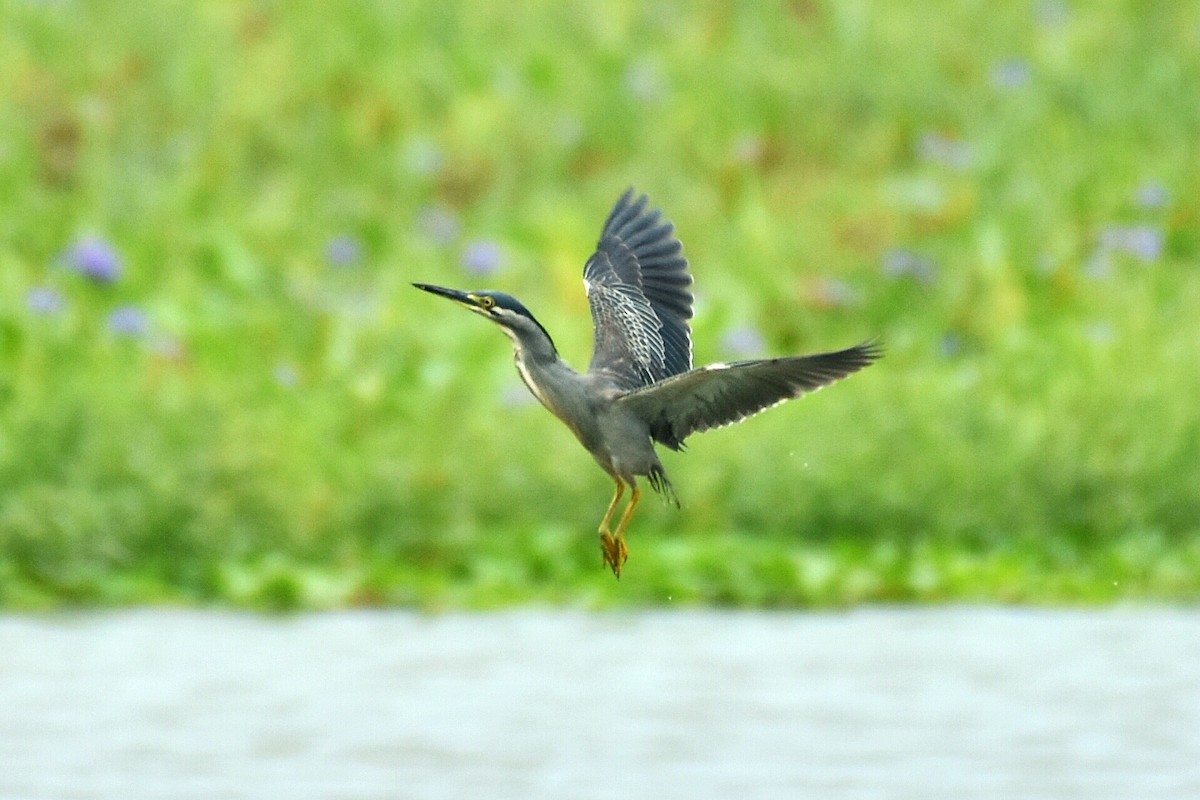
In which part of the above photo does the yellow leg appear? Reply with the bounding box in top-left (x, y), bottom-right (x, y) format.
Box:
top-left (597, 479), bottom-right (625, 537)
top-left (600, 480), bottom-right (637, 578)
top-left (600, 484), bottom-right (641, 579)
top-left (614, 485), bottom-right (641, 540)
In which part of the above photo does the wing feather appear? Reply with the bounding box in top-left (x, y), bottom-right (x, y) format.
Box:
top-left (585, 189), bottom-right (694, 390)
top-left (617, 342), bottom-right (882, 450)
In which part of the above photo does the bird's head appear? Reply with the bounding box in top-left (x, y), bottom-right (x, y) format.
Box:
top-left (412, 283), bottom-right (557, 355)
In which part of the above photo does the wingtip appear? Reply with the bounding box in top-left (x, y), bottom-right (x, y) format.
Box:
top-left (613, 186), bottom-right (636, 212)
top-left (617, 185), bottom-right (649, 211)
top-left (855, 338), bottom-right (885, 362)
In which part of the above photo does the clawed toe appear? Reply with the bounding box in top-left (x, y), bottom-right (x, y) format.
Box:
top-left (599, 532), bottom-right (628, 578)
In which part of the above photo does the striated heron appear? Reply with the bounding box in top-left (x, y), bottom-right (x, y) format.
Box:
top-left (414, 189), bottom-right (880, 577)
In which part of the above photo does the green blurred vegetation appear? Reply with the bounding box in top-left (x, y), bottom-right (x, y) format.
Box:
top-left (2, 1), bottom-right (1198, 609)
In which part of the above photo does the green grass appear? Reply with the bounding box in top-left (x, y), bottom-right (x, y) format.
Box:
top-left (2, 1), bottom-right (1198, 609)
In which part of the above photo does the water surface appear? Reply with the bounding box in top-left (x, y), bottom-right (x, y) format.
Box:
top-left (2, 609), bottom-right (1197, 798)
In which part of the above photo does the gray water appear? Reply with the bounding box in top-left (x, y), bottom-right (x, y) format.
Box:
top-left (1, 609), bottom-right (1198, 799)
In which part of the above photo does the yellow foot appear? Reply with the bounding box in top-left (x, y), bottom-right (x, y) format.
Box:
top-left (599, 532), bottom-right (629, 578)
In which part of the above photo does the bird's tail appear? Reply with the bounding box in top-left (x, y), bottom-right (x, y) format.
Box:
top-left (647, 465), bottom-right (680, 508)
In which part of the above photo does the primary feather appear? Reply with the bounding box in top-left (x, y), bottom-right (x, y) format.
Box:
top-left (585, 189), bottom-right (694, 390)
top-left (618, 342), bottom-right (883, 450)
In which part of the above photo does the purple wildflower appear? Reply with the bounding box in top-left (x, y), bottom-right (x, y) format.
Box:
top-left (27, 286), bottom-right (65, 315)
top-left (722, 325), bottom-right (766, 358)
top-left (1135, 182), bottom-right (1170, 210)
top-left (991, 58), bottom-right (1032, 90)
top-left (67, 237), bottom-right (122, 284)
top-left (1099, 225), bottom-right (1165, 263)
top-left (325, 235), bottom-right (363, 267)
top-left (883, 249), bottom-right (939, 285)
top-left (107, 305), bottom-right (149, 338)
top-left (417, 205), bottom-right (461, 246)
top-left (938, 332), bottom-right (964, 358)
top-left (461, 240), bottom-right (503, 277)
top-left (917, 132), bottom-right (974, 171)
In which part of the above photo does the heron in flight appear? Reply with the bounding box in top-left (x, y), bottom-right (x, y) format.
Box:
top-left (414, 189), bottom-right (880, 577)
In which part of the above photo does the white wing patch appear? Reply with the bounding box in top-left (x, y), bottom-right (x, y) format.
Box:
top-left (585, 274), bottom-right (666, 384)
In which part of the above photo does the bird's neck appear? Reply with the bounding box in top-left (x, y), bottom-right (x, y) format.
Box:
top-left (501, 325), bottom-right (557, 364)
top-left (509, 336), bottom-right (584, 417)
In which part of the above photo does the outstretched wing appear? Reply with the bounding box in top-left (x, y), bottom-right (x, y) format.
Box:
top-left (585, 188), bottom-right (694, 390)
top-left (617, 342), bottom-right (882, 450)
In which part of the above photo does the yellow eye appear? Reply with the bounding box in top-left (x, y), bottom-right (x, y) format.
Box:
top-left (479, 296), bottom-right (496, 310)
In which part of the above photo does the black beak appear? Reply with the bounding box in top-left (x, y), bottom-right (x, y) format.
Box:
top-left (412, 282), bottom-right (475, 304)
top-left (412, 283), bottom-right (497, 318)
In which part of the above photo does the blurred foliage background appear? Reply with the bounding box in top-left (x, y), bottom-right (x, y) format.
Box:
top-left (1, 1), bottom-right (1198, 609)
